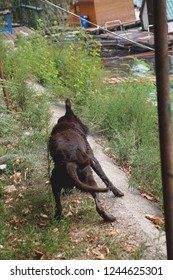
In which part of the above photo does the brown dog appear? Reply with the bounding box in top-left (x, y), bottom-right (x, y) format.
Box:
top-left (49, 99), bottom-right (124, 221)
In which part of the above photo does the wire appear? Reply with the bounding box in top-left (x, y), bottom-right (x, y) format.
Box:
top-left (39, 0), bottom-right (173, 59)
top-left (39, 0), bottom-right (154, 51)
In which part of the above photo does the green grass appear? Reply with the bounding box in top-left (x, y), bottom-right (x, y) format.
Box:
top-left (0, 185), bottom-right (146, 260)
top-left (78, 81), bottom-right (162, 204)
top-left (0, 28), bottom-right (161, 260)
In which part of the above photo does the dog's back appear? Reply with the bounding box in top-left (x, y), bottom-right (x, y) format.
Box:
top-left (49, 99), bottom-right (107, 193)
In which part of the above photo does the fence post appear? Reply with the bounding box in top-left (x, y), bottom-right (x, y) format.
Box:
top-left (153, 0), bottom-right (173, 259)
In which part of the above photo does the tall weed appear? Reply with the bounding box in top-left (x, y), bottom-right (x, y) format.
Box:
top-left (80, 82), bottom-right (162, 202)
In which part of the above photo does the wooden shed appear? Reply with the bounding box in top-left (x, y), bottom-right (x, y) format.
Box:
top-left (70, 0), bottom-right (136, 28)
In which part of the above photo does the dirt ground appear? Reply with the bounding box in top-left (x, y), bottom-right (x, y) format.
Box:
top-left (50, 101), bottom-right (166, 260)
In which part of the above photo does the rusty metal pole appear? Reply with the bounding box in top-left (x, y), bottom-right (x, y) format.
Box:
top-left (153, 0), bottom-right (173, 259)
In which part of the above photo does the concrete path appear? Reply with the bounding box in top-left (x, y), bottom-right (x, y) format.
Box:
top-left (50, 101), bottom-right (166, 260)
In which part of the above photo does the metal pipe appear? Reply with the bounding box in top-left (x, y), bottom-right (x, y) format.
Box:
top-left (153, 0), bottom-right (173, 259)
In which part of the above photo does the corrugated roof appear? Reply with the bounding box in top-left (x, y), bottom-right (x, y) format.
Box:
top-left (167, 0), bottom-right (173, 21)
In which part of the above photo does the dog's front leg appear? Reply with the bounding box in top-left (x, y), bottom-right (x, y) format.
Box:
top-left (92, 193), bottom-right (116, 222)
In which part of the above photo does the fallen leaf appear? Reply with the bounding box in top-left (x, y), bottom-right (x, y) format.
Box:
top-left (52, 228), bottom-right (59, 233)
top-left (102, 245), bottom-right (110, 255)
top-left (18, 186), bottom-right (28, 190)
top-left (40, 254), bottom-right (48, 260)
top-left (4, 185), bottom-right (17, 193)
top-left (125, 247), bottom-right (136, 253)
top-left (22, 208), bottom-right (31, 215)
top-left (106, 229), bottom-right (121, 237)
top-left (15, 159), bottom-right (22, 165)
top-left (145, 214), bottom-right (164, 226)
top-left (7, 205), bottom-right (15, 209)
top-left (6, 144), bottom-right (13, 150)
top-left (54, 253), bottom-right (63, 260)
top-left (40, 213), bottom-right (48, 219)
top-left (87, 232), bottom-right (100, 241)
top-left (18, 193), bottom-right (24, 198)
top-left (37, 220), bottom-right (50, 227)
top-left (72, 199), bottom-right (80, 205)
top-left (4, 198), bottom-right (14, 204)
top-left (92, 248), bottom-right (105, 260)
top-left (10, 172), bottom-right (21, 184)
top-left (141, 192), bottom-right (155, 201)
top-left (9, 215), bottom-right (27, 229)
top-left (32, 249), bottom-right (44, 259)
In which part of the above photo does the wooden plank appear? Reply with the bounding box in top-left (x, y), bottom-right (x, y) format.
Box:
top-left (94, 0), bottom-right (136, 26)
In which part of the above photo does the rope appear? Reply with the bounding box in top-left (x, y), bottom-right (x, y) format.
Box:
top-left (39, 0), bottom-right (173, 59)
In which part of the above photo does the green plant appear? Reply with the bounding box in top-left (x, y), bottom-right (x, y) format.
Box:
top-left (79, 81), bottom-right (162, 204)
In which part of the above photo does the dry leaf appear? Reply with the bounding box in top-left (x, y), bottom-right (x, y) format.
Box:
top-left (40, 213), bottom-right (48, 219)
top-left (32, 249), bottom-right (44, 259)
top-left (125, 247), bottom-right (136, 253)
top-left (9, 216), bottom-right (27, 229)
top-left (22, 208), bottom-right (31, 215)
top-left (52, 228), bottom-right (59, 233)
top-left (10, 172), bottom-right (21, 184)
top-left (87, 232), bottom-right (100, 241)
top-left (141, 192), bottom-right (155, 201)
top-left (66, 211), bottom-right (73, 217)
top-left (40, 254), bottom-right (48, 260)
top-left (145, 214), bottom-right (164, 226)
top-left (4, 185), bottom-right (16, 193)
top-left (37, 220), bottom-right (50, 227)
top-left (18, 186), bottom-right (28, 190)
top-left (92, 248), bottom-right (105, 260)
top-left (4, 198), bottom-right (13, 204)
top-left (15, 159), bottom-right (22, 165)
top-left (72, 199), bottom-right (80, 205)
top-left (7, 205), bottom-right (15, 209)
top-left (54, 253), bottom-right (63, 260)
top-left (106, 229), bottom-right (121, 237)
top-left (102, 245), bottom-right (110, 255)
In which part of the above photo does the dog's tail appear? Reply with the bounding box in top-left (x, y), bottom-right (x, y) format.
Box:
top-left (65, 98), bottom-right (73, 114)
top-left (66, 162), bottom-right (108, 193)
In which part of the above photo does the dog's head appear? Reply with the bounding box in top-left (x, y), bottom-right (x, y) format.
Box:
top-left (58, 99), bottom-right (89, 135)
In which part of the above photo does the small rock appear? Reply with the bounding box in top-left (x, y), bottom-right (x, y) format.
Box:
top-left (4, 185), bottom-right (17, 192)
top-left (104, 147), bottom-right (111, 153)
top-left (0, 164), bottom-right (6, 170)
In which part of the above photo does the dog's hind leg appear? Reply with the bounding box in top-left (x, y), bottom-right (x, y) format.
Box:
top-left (92, 193), bottom-right (116, 222)
top-left (78, 167), bottom-right (115, 221)
top-left (50, 167), bottom-right (62, 219)
top-left (86, 143), bottom-right (123, 196)
top-left (90, 156), bottom-right (124, 197)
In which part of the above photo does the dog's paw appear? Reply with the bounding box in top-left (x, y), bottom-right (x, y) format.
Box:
top-left (104, 214), bottom-right (116, 222)
top-left (112, 189), bottom-right (124, 197)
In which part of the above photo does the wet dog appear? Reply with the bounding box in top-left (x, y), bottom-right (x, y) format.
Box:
top-left (49, 99), bottom-right (124, 221)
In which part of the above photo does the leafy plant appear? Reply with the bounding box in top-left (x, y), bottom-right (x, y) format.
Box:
top-left (79, 81), bottom-right (162, 203)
